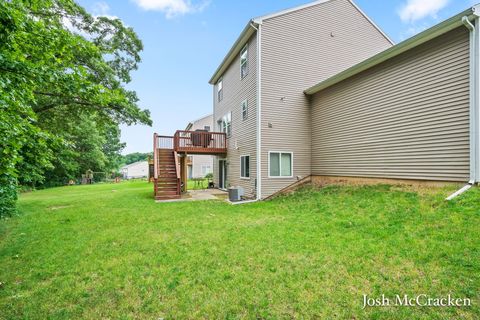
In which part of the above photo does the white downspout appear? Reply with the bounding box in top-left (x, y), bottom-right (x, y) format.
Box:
top-left (475, 15), bottom-right (480, 184)
top-left (446, 15), bottom-right (478, 200)
top-left (251, 21), bottom-right (263, 200)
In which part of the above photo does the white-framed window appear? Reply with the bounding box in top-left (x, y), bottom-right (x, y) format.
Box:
top-left (241, 100), bottom-right (248, 121)
top-left (219, 112), bottom-right (232, 137)
top-left (240, 155), bottom-right (250, 178)
top-left (201, 165), bottom-right (212, 176)
top-left (240, 45), bottom-right (248, 79)
top-left (204, 126), bottom-right (211, 132)
top-left (217, 78), bottom-right (223, 102)
top-left (269, 152), bottom-right (293, 178)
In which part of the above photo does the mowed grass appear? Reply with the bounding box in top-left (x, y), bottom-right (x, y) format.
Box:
top-left (0, 181), bottom-right (479, 319)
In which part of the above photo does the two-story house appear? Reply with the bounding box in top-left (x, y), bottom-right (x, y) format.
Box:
top-left (210, 0), bottom-right (393, 199)
top-left (154, 1), bottom-right (480, 201)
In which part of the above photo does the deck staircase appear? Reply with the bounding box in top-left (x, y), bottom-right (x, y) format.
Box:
top-left (153, 132), bottom-right (227, 201)
top-left (155, 149), bottom-right (181, 200)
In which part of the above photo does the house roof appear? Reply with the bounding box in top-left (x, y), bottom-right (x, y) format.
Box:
top-left (185, 114), bottom-right (213, 131)
top-left (121, 161), bottom-right (148, 170)
top-left (305, 5), bottom-right (480, 96)
top-left (208, 0), bottom-right (393, 85)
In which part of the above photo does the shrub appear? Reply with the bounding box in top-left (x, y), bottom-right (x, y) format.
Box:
top-left (0, 175), bottom-right (18, 218)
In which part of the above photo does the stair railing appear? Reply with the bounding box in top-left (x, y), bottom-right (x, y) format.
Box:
top-left (153, 133), bottom-right (158, 180)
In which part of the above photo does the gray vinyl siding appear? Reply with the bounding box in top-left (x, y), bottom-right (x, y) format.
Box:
top-left (260, 0), bottom-right (393, 197)
top-left (192, 155), bottom-right (213, 178)
top-left (189, 115), bottom-right (214, 178)
top-left (213, 34), bottom-right (257, 197)
top-left (311, 27), bottom-right (470, 181)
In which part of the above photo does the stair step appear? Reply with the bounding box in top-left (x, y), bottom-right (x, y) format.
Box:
top-left (156, 196), bottom-right (181, 201)
top-left (157, 190), bottom-right (180, 194)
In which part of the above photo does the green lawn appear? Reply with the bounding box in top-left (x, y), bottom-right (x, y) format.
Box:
top-left (0, 181), bottom-right (479, 319)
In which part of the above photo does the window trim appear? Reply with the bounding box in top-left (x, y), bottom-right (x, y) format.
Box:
top-left (268, 151), bottom-right (293, 178)
top-left (240, 155), bottom-right (251, 179)
top-left (217, 77), bottom-right (223, 102)
top-left (219, 112), bottom-right (232, 138)
top-left (241, 99), bottom-right (248, 121)
top-left (201, 165), bottom-right (212, 176)
top-left (240, 44), bottom-right (249, 79)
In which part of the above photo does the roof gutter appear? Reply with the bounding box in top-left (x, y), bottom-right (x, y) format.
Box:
top-left (209, 22), bottom-right (256, 85)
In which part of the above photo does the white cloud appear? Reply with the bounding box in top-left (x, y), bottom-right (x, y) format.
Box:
top-left (92, 1), bottom-right (119, 20)
top-left (132, 0), bottom-right (210, 18)
top-left (399, 23), bottom-right (430, 40)
top-left (93, 1), bottom-right (110, 15)
top-left (398, 0), bottom-right (449, 23)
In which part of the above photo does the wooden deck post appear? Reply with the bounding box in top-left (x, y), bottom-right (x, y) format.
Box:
top-left (180, 154), bottom-right (187, 193)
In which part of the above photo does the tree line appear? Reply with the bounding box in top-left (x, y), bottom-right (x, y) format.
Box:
top-left (0, 0), bottom-right (151, 217)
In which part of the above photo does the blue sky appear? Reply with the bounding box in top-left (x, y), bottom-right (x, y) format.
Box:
top-left (77, 0), bottom-right (478, 154)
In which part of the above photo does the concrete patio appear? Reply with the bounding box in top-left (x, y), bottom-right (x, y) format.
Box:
top-left (156, 189), bottom-right (228, 203)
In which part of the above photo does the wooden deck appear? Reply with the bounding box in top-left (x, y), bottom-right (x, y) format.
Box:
top-left (155, 131), bottom-right (227, 155)
top-left (153, 131), bottom-right (227, 200)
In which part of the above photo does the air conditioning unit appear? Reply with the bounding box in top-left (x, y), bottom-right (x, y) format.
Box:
top-left (228, 186), bottom-right (244, 202)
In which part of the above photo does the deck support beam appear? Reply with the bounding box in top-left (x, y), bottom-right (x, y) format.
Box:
top-left (180, 154), bottom-right (187, 193)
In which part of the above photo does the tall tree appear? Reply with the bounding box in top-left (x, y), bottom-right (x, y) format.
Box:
top-left (0, 0), bottom-right (151, 217)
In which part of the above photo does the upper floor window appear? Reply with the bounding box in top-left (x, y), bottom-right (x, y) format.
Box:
top-left (219, 112), bottom-right (231, 137)
top-left (241, 100), bottom-right (248, 120)
top-left (240, 45), bottom-right (248, 79)
top-left (217, 78), bottom-right (223, 102)
top-left (204, 126), bottom-right (211, 132)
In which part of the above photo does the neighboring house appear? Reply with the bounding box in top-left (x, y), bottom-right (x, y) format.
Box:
top-left (209, 0), bottom-right (393, 198)
top-left (185, 115), bottom-right (214, 179)
top-left (121, 161), bottom-right (149, 179)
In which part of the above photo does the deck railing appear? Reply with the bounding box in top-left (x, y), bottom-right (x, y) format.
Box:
top-left (173, 130), bottom-right (227, 154)
top-left (153, 134), bottom-right (158, 179)
top-left (157, 135), bottom-right (174, 149)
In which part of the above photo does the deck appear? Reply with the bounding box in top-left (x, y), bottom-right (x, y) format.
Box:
top-left (155, 131), bottom-right (227, 155)
top-left (153, 130), bottom-right (227, 200)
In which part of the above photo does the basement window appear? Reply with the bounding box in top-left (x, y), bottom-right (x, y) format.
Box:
top-left (241, 155), bottom-right (250, 178)
top-left (269, 152), bottom-right (292, 178)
